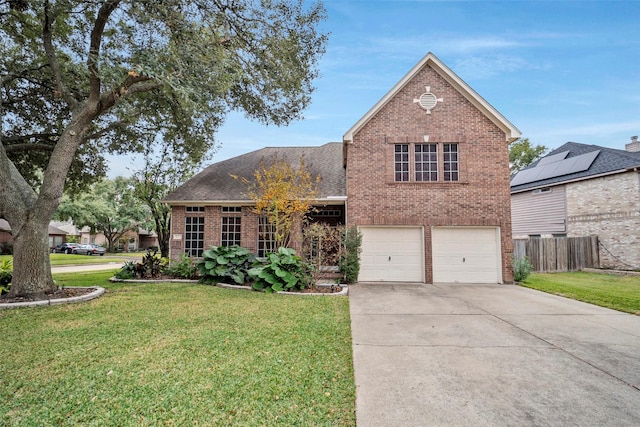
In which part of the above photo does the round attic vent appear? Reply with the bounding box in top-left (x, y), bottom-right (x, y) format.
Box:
top-left (413, 86), bottom-right (443, 114)
top-left (418, 93), bottom-right (438, 110)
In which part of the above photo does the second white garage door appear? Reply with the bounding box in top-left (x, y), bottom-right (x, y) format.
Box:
top-left (359, 227), bottom-right (424, 282)
top-left (432, 227), bottom-right (502, 283)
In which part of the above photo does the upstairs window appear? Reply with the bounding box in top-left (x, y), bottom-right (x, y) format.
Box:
top-left (394, 144), bottom-right (410, 182)
top-left (443, 143), bottom-right (459, 182)
top-left (415, 144), bottom-right (438, 182)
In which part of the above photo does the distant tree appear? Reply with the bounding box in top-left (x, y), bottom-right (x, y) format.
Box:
top-left (509, 138), bottom-right (547, 173)
top-left (1, 1), bottom-right (327, 298)
top-left (238, 156), bottom-right (319, 250)
top-left (55, 178), bottom-right (152, 252)
top-left (132, 139), bottom-right (207, 258)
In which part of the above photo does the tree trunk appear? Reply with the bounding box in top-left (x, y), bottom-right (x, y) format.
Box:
top-left (8, 218), bottom-right (57, 298)
top-left (156, 210), bottom-right (170, 258)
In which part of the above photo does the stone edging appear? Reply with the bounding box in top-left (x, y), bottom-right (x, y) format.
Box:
top-left (216, 282), bottom-right (349, 296)
top-left (0, 286), bottom-right (105, 310)
top-left (110, 277), bottom-right (348, 296)
top-left (109, 277), bottom-right (199, 283)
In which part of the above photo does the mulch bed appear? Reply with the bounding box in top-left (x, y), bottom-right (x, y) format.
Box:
top-left (0, 287), bottom-right (94, 304)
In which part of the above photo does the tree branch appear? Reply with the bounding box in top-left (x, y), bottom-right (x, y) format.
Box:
top-left (88, 0), bottom-right (121, 102)
top-left (4, 142), bottom-right (55, 153)
top-left (42, 1), bottom-right (76, 108)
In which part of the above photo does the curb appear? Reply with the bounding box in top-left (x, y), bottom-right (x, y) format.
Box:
top-left (0, 286), bottom-right (105, 310)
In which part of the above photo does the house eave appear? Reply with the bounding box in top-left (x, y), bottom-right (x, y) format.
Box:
top-left (343, 52), bottom-right (521, 144)
top-left (164, 197), bottom-right (347, 207)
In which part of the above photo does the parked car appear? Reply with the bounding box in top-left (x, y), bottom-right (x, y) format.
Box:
top-left (74, 244), bottom-right (106, 256)
top-left (53, 243), bottom-right (81, 254)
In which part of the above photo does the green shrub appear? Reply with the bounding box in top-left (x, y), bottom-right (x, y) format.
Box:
top-left (114, 261), bottom-right (137, 279)
top-left (197, 245), bottom-right (256, 285)
top-left (138, 248), bottom-right (164, 278)
top-left (339, 226), bottom-right (362, 284)
top-left (0, 259), bottom-right (12, 294)
top-left (513, 256), bottom-right (533, 282)
top-left (248, 247), bottom-right (313, 293)
top-left (165, 254), bottom-right (199, 279)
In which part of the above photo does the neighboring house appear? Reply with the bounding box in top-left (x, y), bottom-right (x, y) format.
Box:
top-left (1, 219), bottom-right (68, 251)
top-left (165, 52), bottom-right (520, 283)
top-left (78, 227), bottom-right (159, 251)
top-left (511, 137), bottom-right (640, 269)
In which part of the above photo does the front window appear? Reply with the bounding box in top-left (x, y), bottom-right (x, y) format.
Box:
top-left (394, 144), bottom-right (410, 182)
top-left (257, 216), bottom-right (275, 258)
top-left (221, 217), bottom-right (241, 247)
top-left (443, 143), bottom-right (459, 182)
top-left (415, 144), bottom-right (438, 182)
top-left (185, 216), bottom-right (205, 257)
top-left (185, 206), bottom-right (205, 212)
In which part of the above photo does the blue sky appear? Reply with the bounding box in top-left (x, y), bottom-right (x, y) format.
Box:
top-left (108, 0), bottom-right (640, 177)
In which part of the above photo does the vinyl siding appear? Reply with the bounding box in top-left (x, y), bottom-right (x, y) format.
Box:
top-left (511, 186), bottom-right (566, 236)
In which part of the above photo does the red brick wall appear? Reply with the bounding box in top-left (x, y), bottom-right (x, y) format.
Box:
top-left (346, 63), bottom-right (514, 282)
top-left (169, 206), bottom-right (304, 260)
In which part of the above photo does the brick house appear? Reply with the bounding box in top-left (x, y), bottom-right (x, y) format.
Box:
top-left (511, 137), bottom-right (640, 270)
top-left (165, 52), bottom-right (520, 283)
top-left (1, 219), bottom-right (68, 252)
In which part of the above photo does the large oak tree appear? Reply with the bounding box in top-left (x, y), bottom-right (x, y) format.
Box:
top-left (0, 0), bottom-right (327, 298)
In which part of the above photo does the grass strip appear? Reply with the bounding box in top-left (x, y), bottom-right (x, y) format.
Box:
top-left (0, 272), bottom-right (356, 426)
top-left (0, 254), bottom-right (139, 266)
top-left (520, 272), bottom-right (640, 315)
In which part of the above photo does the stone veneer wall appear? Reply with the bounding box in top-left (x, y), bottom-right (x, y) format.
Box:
top-left (566, 171), bottom-right (640, 269)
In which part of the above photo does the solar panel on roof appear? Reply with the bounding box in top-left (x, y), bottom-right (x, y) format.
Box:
top-left (536, 151), bottom-right (569, 166)
top-left (511, 150), bottom-right (600, 186)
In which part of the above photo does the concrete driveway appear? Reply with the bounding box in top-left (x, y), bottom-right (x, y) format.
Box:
top-left (349, 283), bottom-right (640, 426)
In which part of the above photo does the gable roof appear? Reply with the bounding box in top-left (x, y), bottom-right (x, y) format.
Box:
top-left (0, 219), bottom-right (68, 235)
top-left (342, 52), bottom-right (521, 143)
top-left (164, 142), bottom-right (346, 204)
top-left (511, 141), bottom-right (640, 193)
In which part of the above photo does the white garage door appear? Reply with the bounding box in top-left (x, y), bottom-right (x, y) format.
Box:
top-left (432, 227), bottom-right (502, 283)
top-left (359, 227), bottom-right (424, 282)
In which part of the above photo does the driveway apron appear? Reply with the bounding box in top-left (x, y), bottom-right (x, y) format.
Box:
top-left (349, 283), bottom-right (640, 426)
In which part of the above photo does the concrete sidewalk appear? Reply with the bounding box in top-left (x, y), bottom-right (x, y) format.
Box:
top-left (349, 283), bottom-right (640, 426)
top-left (51, 262), bottom-right (124, 274)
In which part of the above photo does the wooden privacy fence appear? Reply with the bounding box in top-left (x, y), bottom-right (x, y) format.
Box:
top-left (513, 236), bottom-right (600, 272)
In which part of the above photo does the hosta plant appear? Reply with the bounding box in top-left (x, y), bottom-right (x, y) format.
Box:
top-left (198, 245), bottom-right (256, 285)
top-left (248, 247), bottom-right (313, 293)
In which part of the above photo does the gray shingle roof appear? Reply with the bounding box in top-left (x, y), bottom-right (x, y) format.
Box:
top-left (511, 142), bottom-right (640, 193)
top-left (164, 142), bottom-right (346, 203)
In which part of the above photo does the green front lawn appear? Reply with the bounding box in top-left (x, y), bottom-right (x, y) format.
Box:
top-left (520, 272), bottom-right (640, 315)
top-left (0, 253), bottom-right (140, 266)
top-left (0, 271), bottom-right (356, 426)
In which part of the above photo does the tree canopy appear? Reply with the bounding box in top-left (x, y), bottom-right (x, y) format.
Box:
top-left (131, 138), bottom-right (205, 257)
top-left (239, 155), bottom-right (319, 250)
top-left (0, 0), bottom-right (327, 298)
top-left (55, 177), bottom-right (152, 252)
top-left (509, 138), bottom-right (547, 173)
